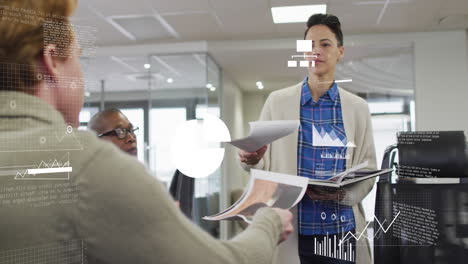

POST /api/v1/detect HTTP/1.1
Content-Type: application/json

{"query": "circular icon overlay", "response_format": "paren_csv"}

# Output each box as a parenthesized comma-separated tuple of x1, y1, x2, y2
(171, 113, 231, 178)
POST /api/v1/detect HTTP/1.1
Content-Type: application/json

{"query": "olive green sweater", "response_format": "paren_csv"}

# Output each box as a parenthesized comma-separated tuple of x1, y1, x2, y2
(0, 91, 282, 264)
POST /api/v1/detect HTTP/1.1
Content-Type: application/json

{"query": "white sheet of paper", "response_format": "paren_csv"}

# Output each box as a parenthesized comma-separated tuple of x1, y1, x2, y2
(228, 120, 300, 152)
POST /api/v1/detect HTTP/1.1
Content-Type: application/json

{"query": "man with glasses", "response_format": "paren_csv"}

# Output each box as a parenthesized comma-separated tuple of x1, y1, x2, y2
(88, 108, 139, 157)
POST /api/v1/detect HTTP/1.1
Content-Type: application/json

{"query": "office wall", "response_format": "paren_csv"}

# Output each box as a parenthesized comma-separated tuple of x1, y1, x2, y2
(346, 30, 468, 135)
(412, 31, 468, 134)
(242, 93, 268, 135)
(221, 75, 245, 190)
(220, 74, 246, 238)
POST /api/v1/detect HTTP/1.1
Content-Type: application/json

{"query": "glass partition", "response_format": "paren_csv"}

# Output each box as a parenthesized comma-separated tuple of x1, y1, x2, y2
(78, 52, 222, 237)
(148, 53, 222, 237)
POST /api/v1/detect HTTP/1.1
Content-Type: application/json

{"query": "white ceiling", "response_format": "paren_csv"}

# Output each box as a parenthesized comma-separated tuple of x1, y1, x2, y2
(73, 0, 468, 45)
(72, 0, 468, 95)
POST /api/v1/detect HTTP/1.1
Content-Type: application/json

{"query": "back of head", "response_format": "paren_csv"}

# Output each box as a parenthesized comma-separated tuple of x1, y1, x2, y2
(0, 0, 77, 93)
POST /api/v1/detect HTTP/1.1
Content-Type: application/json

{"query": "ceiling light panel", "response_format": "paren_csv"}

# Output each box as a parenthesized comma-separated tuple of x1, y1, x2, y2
(271, 4, 327, 24)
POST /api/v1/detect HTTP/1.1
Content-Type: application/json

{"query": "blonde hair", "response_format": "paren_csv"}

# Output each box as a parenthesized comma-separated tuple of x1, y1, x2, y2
(0, 0, 77, 92)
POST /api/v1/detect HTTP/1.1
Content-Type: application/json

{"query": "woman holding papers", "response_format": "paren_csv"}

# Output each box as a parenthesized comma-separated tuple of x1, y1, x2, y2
(240, 14, 377, 264)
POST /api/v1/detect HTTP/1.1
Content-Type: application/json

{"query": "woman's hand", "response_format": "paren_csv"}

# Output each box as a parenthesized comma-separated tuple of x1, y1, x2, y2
(238, 146, 267, 166)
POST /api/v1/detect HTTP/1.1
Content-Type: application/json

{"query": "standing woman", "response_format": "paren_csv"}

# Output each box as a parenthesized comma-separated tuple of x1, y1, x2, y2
(240, 14, 377, 264)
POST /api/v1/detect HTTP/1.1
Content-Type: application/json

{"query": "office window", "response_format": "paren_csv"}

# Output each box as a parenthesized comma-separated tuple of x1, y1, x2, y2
(196, 105, 220, 119)
(193, 105, 222, 197)
(368, 100, 404, 114)
(149, 108, 187, 186)
(192, 104, 222, 237)
(79, 107, 99, 131)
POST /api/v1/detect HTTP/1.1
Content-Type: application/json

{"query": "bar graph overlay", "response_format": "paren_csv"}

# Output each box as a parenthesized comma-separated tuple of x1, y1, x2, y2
(339, 211, 401, 245)
(314, 234, 354, 262)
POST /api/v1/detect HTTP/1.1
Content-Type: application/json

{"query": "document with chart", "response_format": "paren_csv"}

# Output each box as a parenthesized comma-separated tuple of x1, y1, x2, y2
(203, 169, 308, 223)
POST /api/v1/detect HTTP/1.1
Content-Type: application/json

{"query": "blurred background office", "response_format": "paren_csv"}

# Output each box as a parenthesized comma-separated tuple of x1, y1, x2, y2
(72, 0, 468, 246)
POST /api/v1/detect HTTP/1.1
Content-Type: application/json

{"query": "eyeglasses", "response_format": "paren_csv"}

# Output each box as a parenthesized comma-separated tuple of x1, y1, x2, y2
(98, 127, 139, 140)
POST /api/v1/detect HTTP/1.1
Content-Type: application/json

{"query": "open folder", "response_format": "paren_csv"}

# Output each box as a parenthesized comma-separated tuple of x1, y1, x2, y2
(306, 161, 392, 188)
(308, 168, 393, 188)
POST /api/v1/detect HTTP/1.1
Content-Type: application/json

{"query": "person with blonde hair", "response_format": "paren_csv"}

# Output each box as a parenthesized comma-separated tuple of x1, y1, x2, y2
(0, 1, 293, 263)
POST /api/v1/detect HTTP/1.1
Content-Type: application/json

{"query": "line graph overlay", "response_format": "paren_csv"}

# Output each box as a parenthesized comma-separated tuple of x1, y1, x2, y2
(0, 153, 72, 180)
(339, 211, 401, 246)
(15, 153, 72, 180)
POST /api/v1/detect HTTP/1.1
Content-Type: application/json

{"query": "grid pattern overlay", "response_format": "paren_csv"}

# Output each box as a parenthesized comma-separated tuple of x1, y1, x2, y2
(0, 240, 84, 264)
